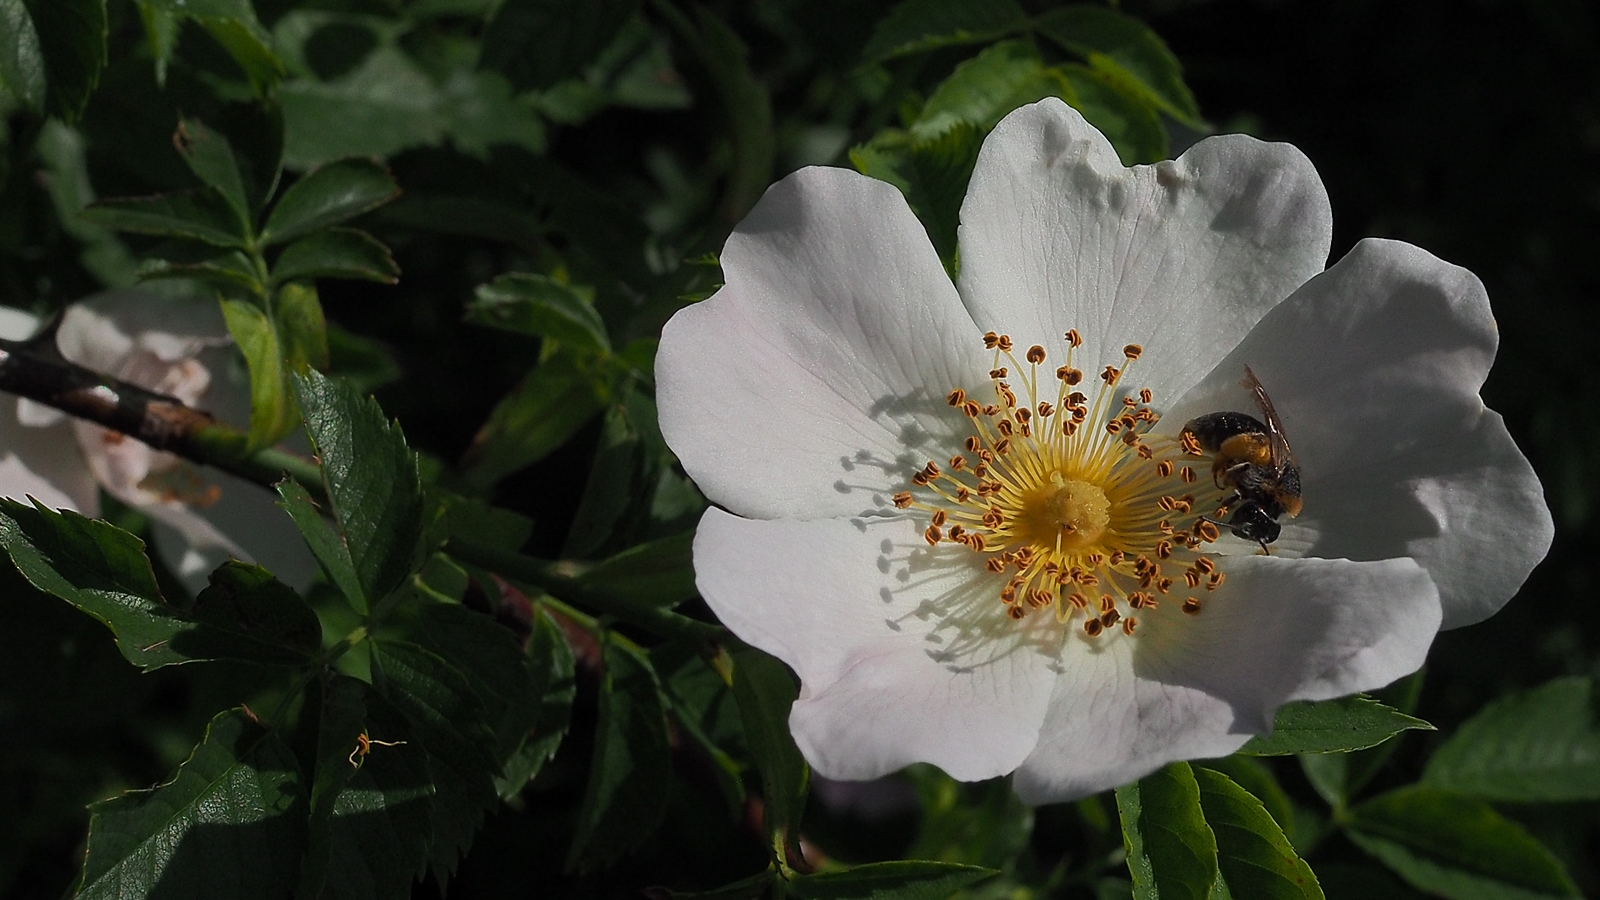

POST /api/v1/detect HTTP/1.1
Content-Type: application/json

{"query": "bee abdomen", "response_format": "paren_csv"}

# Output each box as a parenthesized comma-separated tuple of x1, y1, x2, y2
(1181, 411, 1268, 453)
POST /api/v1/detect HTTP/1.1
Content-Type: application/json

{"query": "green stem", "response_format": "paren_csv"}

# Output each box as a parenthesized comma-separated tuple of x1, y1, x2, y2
(446, 536, 724, 645)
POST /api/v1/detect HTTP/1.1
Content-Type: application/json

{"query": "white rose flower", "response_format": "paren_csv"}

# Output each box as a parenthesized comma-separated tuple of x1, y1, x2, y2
(655, 99, 1552, 802)
(0, 291, 317, 594)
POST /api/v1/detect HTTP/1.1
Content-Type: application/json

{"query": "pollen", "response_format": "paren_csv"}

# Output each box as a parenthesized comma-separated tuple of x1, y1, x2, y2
(893, 331, 1230, 640)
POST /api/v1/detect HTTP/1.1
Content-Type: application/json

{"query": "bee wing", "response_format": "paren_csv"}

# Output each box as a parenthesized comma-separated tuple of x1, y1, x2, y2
(1241, 366, 1296, 471)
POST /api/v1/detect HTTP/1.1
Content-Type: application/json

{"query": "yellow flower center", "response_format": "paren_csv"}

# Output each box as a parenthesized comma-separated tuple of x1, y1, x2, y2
(893, 329, 1227, 638)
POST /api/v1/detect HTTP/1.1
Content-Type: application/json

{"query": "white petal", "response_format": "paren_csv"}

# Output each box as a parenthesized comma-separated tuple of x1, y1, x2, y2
(695, 508, 1059, 781)
(0, 306, 41, 340)
(657, 167, 989, 520)
(956, 99, 1333, 403)
(0, 404, 99, 513)
(1013, 555, 1439, 803)
(1168, 239, 1551, 629)
(55, 291, 229, 372)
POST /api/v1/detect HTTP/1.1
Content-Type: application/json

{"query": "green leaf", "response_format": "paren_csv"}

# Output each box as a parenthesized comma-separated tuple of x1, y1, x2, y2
(567, 636, 670, 872)
(1116, 762, 1219, 900)
(188, 561, 321, 664)
(851, 122, 982, 272)
(433, 491, 534, 553)
(20, 0, 106, 121)
(295, 368, 425, 606)
(860, 0, 1026, 61)
(1345, 786, 1581, 900)
(136, 245, 262, 295)
(175, 117, 252, 231)
(911, 40, 1072, 141)
(139, 0, 282, 93)
(0, 0, 46, 111)
(370, 639, 500, 881)
(575, 531, 695, 609)
(220, 297, 298, 450)
(1060, 62, 1166, 165)
(1193, 768, 1322, 900)
(0, 500, 313, 670)
(83, 189, 247, 248)
(561, 393, 649, 558)
(1423, 676, 1600, 802)
(1197, 757, 1295, 842)
(75, 709, 304, 899)
(731, 647, 807, 858)
(261, 157, 400, 246)
(903, 767, 1032, 869)
(1238, 695, 1434, 756)
(274, 280, 330, 372)
(479, 0, 639, 92)
(461, 350, 609, 489)
(271, 227, 399, 286)
(788, 860, 997, 900)
(1035, 5, 1203, 127)
(497, 607, 577, 798)
(299, 677, 433, 900)
(276, 477, 364, 610)
(466, 272, 609, 353)
(1298, 753, 1348, 810)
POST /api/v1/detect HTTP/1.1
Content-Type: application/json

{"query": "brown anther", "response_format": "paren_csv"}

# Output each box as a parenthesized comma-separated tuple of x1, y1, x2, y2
(948, 524, 964, 539)
(1158, 520, 1174, 534)
(1101, 366, 1120, 385)
(983, 331, 1000, 349)
(987, 557, 1008, 574)
(983, 508, 1005, 528)
(911, 471, 929, 486)
(999, 385, 1017, 407)
(1129, 591, 1152, 609)
(1065, 329, 1083, 348)
(962, 438, 981, 454)
(1156, 460, 1175, 477)
(996, 419, 1014, 436)
(955, 486, 970, 502)
(968, 534, 987, 551)
(1155, 540, 1173, 559)
(1122, 431, 1139, 446)
(1133, 556, 1151, 573)
(1071, 407, 1088, 423)
(1079, 573, 1100, 587)
(963, 400, 982, 418)
(1019, 421, 1032, 438)
(1185, 570, 1201, 588)
(1106, 420, 1121, 435)
(1008, 605, 1027, 620)
(949, 455, 966, 471)
(1062, 421, 1078, 437)
(930, 510, 947, 527)
(1158, 496, 1176, 512)
(1137, 445, 1153, 459)
(994, 438, 1012, 455)
(1038, 401, 1054, 417)
(989, 367, 1008, 379)
(998, 335, 1013, 351)
(1194, 557, 1216, 574)
(1109, 550, 1125, 565)
(1122, 617, 1138, 635)
(1067, 391, 1088, 406)
(1123, 344, 1143, 360)
(1118, 414, 1137, 430)
(1068, 593, 1088, 610)
(1180, 431, 1204, 455)
(924, 525, 943, 545)
(1028, 589, 1051, 609)
(1057, 366, 1083, 385)
(1025, 345, 1046, 364)
(1015, 407, 1032, 423)
(1139, 388, 1153, 404)
(892, 491, 913, 508)
(1098, 594, 1115, 613)
(1157, 577, 1174, 593)
(1208, 572, 1225, 590)
(1180, 466, 1197, 483)
(946, 389, 966, 406)
(1087, 552, 1105, 566)
(1182, 597, 1202, 615)
(1123, 396, 1137, 408)
(1198, 521, 1222, 542)
(1084, 618, 1104, 636)
(983, 404, 1000, 416)
(974, 462, 991, 477)
(1101, 609, 1121, 627)
(1000, 582, 1018, 603)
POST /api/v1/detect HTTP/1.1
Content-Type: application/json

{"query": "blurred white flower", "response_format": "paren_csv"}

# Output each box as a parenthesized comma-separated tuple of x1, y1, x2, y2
(0, 291, 316, 593)
(655, 99, 1552, 802)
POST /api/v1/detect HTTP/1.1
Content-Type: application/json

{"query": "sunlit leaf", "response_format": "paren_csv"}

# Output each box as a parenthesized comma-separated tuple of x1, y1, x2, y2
(295, 369, 425, 606)
(1059, 62, 1165, 165)
(220, 297, 298, 449)
(1035, 4, 1203, 127)
(75, 709, 304, 899)
(83, 189, 246, 248)
(1238, 695, 1433, 756)
(135, 245, 262, 295)
(276, 477, 364, 611)
(1116, 762, 1218, 900)
(1194, 768, 1322, 900)
(911, 40, 1072, 141)
(852, 123, 982, 272)
(0, 0, 47, 111)
(274, 280, 330, 373)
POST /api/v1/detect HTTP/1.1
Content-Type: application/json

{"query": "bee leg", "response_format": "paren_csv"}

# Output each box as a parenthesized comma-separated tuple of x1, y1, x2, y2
(1256, 538, 1272, 556)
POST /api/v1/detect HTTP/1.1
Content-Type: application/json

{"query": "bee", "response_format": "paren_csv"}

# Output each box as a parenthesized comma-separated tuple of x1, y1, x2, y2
(1180, 366, 1302, 551)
